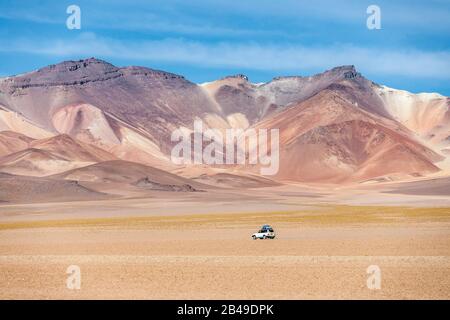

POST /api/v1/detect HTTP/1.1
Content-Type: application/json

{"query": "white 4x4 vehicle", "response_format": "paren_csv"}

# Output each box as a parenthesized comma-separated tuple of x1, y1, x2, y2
(252, 225, 275, 240)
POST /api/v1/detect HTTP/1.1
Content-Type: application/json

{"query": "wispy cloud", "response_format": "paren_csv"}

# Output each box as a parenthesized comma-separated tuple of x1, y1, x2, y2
(0, 1, 288, 38)
(2, 33, 449, 79)
(87, 0, 450, 35)
(0, 7, 63, 24)
(90, 12, 282, 38)
(3, 0, 449, 37)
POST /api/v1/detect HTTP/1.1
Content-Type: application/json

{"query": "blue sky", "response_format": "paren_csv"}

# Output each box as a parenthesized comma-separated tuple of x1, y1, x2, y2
(0, 0, 449, 95)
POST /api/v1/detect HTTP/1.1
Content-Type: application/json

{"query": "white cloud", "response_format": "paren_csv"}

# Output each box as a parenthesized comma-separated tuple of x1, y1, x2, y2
(2, 33, 450, 79)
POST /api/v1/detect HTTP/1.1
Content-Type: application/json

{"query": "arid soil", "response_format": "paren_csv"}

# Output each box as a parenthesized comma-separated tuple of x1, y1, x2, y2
(1, 189, 449, 299)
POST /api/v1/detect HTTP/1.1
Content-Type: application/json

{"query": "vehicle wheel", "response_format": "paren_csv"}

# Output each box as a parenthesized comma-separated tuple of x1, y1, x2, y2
(252, 235, 257, 240)
(262, 235, 266, 239)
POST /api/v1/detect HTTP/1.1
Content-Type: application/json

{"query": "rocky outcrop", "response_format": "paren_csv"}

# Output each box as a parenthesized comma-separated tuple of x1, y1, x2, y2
(134, 177, 198, 192)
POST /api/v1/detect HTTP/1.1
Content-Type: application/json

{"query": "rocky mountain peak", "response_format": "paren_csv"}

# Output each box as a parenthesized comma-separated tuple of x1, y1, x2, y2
(37, 57, 118, 75)
(322, 65, 361, 80)
(221, 74, 249, 81)
(0, 57, 121, 90)
(0, 58, 192, 91)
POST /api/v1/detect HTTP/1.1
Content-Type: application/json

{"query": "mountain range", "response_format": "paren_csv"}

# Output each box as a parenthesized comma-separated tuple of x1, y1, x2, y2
(0, 57, 448, 201)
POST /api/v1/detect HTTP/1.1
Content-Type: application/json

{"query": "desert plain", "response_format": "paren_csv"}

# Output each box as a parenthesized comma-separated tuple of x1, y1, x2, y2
(1, 181, 449, 300)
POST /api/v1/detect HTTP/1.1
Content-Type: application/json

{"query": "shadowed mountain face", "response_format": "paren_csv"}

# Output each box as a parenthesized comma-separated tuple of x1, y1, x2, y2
(0, 58, 220, 154)
(0, 58, 448, 189)
(252, 88, 443, 183)
(200, 65, 391, 126)
(0, 131, 34, 157)
(0, 59, 383, 137)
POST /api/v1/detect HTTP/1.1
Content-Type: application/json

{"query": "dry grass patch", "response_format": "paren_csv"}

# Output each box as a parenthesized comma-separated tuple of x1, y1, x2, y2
(0, 205, 448, 230)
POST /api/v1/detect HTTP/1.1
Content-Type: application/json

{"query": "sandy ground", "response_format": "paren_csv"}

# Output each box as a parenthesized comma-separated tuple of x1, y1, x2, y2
(0, 191, 449, 299)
